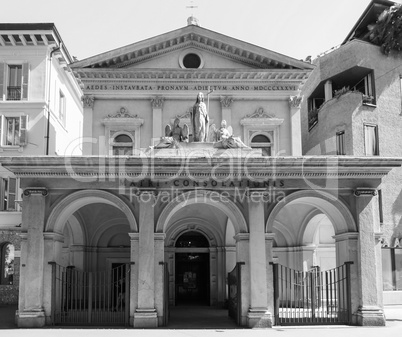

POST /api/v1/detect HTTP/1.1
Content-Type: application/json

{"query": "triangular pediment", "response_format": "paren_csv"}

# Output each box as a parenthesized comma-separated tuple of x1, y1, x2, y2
(71, 24, 313, 71)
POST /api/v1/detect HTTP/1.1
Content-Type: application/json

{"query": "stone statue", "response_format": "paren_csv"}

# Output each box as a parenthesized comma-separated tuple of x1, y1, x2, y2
(209, 120, 249, 149)
(154, 118, 188, 148)
(191, 92, 209, 142)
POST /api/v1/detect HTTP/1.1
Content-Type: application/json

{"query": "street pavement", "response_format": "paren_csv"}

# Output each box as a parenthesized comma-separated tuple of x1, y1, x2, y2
(0, 305, 400, 337)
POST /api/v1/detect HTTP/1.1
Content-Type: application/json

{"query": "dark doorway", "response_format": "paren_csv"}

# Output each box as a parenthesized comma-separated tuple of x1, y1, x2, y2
(174, 231, 210, 305)
(175, 252, 209, 305)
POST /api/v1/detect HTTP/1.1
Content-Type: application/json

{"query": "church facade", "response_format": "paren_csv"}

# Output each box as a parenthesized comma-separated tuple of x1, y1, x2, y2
(0, 13, 401, 329)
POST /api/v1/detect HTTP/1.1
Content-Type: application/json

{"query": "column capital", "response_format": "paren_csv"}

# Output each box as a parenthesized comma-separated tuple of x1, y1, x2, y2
(289, 95, 303, 109)
(234, 233, 249, 242)
(354, 188, 377, 197)
(23, 187, 48, 197)
(220, 95, 234, 108)
(82, 95, 95, 108)
(150, 95, 164, 109)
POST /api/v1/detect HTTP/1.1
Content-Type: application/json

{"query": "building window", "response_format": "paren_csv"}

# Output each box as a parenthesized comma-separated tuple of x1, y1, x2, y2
(0, 242, 14, 285)
(354, 72, 375, 104)
(0, 62, 29, 101)
(250, 134, 271, 156)
(364, 124, 379, 155)
(382, 248, 402, 291)
(0, 177, 18, 211)
(336, 131, 345, 155)
(59, 91, 66, 126)
(0, 115, 28, 147)
(112, 133, 134, 155)
(7, 65, 22, 101)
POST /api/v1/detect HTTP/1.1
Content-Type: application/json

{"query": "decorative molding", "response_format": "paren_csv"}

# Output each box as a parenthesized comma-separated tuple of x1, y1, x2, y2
(74, 68, 310, 81)
(106, 107, 138, 119)
(243, 107, 276, 119)
(354, 188, 378, 197)
(23, 187, 48, 197)
(150, 96, 164, 109)
(220, 96, 234, 108)
(289, 95, 303, 109)
(82, 95, 95, 108)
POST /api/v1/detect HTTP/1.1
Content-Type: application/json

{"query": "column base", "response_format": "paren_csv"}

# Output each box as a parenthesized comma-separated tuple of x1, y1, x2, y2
(16, 309, 46, 328)
(134, 308, 158, 328)
(356, 306, 385, 326)
(247, 307, 272, 328)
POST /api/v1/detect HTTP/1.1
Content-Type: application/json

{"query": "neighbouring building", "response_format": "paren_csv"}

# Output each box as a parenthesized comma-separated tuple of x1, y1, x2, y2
(0, 23, 83, 304)
(301, 0, 402, 305)
(0, 9, 402, 330)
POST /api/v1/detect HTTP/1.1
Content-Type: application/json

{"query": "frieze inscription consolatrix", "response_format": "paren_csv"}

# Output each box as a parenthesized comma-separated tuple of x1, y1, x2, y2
(85, 84, 297, 91)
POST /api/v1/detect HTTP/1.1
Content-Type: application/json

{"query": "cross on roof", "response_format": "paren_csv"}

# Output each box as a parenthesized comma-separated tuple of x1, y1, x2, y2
(186, 0, 198, 15)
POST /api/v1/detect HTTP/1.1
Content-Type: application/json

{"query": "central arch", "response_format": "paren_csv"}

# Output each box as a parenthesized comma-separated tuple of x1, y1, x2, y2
(156, 189, 247, 234)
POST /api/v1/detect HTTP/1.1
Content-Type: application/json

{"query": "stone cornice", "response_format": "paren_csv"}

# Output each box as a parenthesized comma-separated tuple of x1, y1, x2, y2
(1, 156, 401, 180)
(73, 68, 310, 82)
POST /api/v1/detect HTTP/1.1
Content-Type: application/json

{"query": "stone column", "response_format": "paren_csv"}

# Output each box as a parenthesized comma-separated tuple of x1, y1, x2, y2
(17, 188, 48, 328)
(151, 96, 164, 146)
(288, 96, 303, 156)
(129, 233, 139, 326)
(220, 96, 233, 126)
(265, 233, 276, 323)
(43, 232, 64, 325)
(334, 232, 359, 323)
(234, 233, 249, 327)
(154, 233, 165, 326)
(354, 188, 385, 326)
(134, 191, 158, 328)
(82, 95, 95, 155)
(247, 191, 271, 328)
(324, 80, 333, 101)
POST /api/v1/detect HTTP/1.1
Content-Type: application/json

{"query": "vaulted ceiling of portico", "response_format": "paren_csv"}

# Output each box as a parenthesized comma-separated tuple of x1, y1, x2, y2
(71, 25, 314, 71)
(168, 203, 228, 234)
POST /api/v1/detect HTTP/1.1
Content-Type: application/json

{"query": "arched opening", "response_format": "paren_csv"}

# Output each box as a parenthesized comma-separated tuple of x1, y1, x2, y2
(175, 231, 210, 305)
(44, 190, 136, 325)
(250, 133, 271, 156)
(112, 132, 134, 155)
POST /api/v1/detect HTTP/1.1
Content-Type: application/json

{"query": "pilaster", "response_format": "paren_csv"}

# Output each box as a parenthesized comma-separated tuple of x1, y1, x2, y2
(288, 96, 303, 156)
(151, 96, 164, 146)
(82, 95, 95, 155)
(220, 96, 233, 126)
(17, 187, 48, 328)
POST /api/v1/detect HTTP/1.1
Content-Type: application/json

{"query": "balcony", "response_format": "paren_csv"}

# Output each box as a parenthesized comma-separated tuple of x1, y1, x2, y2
(7, 86, 21, 101)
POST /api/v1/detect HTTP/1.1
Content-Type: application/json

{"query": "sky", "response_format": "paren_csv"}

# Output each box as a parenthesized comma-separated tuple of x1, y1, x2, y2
(0, 0, 397, 62)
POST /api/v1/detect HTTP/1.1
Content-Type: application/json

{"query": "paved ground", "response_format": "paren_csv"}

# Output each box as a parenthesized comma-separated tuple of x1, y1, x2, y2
(1, 304, 401, 337)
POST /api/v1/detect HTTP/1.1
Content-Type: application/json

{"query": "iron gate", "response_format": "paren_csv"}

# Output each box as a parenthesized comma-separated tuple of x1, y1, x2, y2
(50, 262, 130, 326)
(273, 262, 352, 325)
(228, 262, 244, 325)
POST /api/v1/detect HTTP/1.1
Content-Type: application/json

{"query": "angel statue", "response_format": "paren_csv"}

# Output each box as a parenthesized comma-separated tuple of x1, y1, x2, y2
(154, 118, 189, 148)
(209, 120, 249, 149)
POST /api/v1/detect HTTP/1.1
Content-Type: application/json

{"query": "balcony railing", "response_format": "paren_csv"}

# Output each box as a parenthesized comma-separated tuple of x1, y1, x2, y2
(308, 108, 319, 130)
(7, 86, 22, 101)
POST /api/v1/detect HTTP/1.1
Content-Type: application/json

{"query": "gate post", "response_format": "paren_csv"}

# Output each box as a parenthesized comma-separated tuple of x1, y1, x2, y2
(17, 188, 48, 328)
(354, 189, 385, 326)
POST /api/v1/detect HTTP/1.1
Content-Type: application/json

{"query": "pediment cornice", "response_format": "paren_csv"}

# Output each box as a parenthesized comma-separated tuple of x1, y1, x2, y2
(73, 68, 310, 82)
(71, 26, 314, 71)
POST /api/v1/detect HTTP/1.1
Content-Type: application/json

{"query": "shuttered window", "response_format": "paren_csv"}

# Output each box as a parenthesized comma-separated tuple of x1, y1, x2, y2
(0, 177, 18, 211)
(0, 115, 28, 146)
(0, 62, 29, 101)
